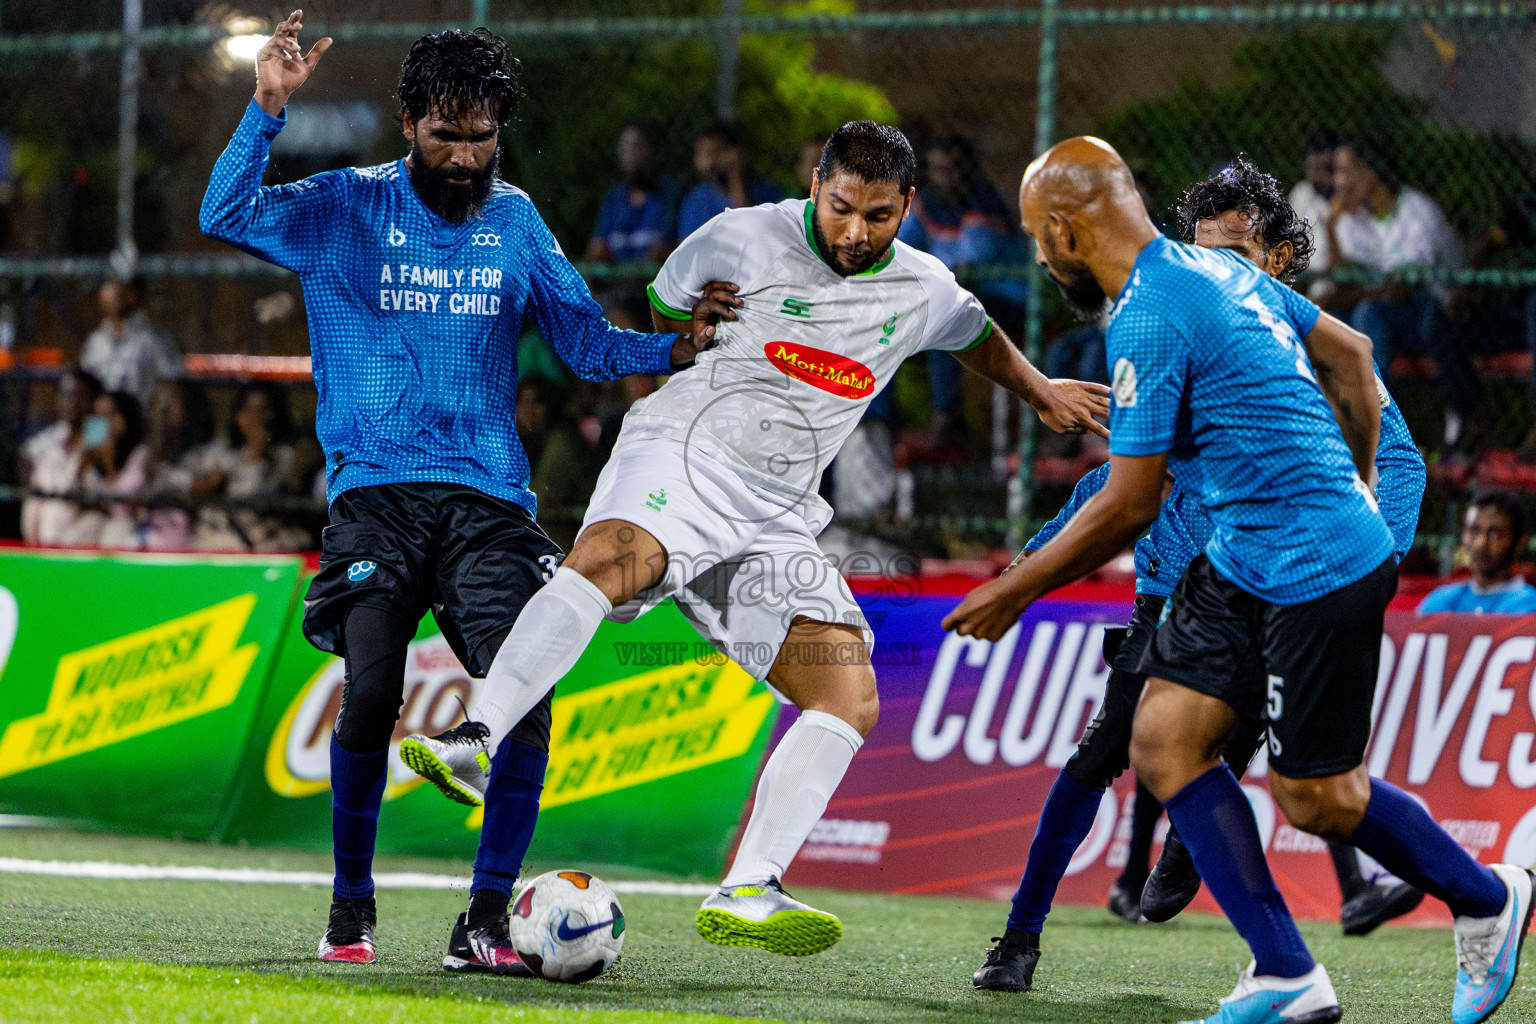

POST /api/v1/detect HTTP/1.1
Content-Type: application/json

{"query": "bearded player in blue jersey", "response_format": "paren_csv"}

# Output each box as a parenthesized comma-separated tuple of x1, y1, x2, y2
(969, 159, 1428, 995)
(201, 12, 714, 971)
(948, 138, 1531, 1024)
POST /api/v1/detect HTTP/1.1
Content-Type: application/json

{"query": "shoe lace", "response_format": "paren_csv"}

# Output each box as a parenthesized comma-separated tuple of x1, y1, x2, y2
(445, 696, 491, 749)
(327, 898, 373, 945)
(981, 938, 1009, 965)
(473, 914, 512, 947)
(1456, 916, 1501, 982)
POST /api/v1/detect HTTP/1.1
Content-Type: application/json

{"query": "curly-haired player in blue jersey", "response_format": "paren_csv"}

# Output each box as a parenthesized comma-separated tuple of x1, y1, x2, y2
(947, 138, 1531, 1024)
(968, 157, 1427, 996)
(200, 12, 716, 971)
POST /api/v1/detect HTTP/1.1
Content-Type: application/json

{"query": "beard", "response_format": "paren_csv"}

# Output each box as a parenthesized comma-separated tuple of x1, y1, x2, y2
(407, 143, 500, 224)
(1047, 262, 1108, 321)
(811, 204, 885, 278)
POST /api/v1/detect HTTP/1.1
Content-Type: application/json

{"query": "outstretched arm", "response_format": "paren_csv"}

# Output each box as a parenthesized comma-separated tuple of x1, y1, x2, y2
(955, 324, 1111, 438)
(942, 452, 1165, 641)
(199, 10, 339, 272)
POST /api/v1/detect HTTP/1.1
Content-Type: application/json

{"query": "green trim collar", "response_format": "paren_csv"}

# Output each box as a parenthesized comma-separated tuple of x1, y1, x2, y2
(802, 200, 895, 277)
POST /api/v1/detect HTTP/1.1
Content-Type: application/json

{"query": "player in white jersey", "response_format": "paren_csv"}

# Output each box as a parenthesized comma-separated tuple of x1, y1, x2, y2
(402, 121, 1109, 956)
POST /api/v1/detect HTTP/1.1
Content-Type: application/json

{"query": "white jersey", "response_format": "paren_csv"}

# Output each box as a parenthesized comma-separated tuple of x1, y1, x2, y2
(630, 198, 992, 530)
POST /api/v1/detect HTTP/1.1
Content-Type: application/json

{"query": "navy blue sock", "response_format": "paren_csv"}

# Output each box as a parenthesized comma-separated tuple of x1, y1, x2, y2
(1006, 772, 1104, 934)
(330, 734, 388, 900)
(1165, 765, 1314, 979)
(471, 738, 548, 899)
(1348, 777, 1505, 918)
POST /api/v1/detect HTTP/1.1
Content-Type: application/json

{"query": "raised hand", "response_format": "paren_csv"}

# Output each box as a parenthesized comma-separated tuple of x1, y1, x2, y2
(254, 10, 333, 117)
(1034, 379, 1111, 438)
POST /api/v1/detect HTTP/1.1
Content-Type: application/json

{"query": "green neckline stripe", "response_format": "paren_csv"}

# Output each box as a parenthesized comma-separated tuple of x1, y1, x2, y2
(647, 282, 692, 322)
(802, 200, 895, 276)
(959, 317, 994, 352)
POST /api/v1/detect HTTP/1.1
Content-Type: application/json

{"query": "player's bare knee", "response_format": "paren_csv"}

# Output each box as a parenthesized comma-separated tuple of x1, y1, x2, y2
(564, 519, 668, 605)
(1270, 769, 1369, 840)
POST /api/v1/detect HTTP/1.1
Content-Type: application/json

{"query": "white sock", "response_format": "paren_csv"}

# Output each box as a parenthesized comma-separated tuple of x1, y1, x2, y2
(721, 709, 863, 888)
(472, 566, 612, 747)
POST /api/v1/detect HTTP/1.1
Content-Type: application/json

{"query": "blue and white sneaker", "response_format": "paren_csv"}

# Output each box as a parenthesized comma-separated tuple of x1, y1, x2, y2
(1452, 864, 1535, 1024)
(1178, 961, 1341, 1024)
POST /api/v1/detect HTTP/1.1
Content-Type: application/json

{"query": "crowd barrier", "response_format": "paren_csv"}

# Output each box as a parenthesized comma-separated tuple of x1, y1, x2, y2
(775, 578, 1536, 925)
(3, 549, 1533, 924)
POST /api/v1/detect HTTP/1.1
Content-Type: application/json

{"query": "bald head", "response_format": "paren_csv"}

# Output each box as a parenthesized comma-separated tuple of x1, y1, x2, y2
(1017, 136, 1160, 317)
(1020, 137, 1140, 221)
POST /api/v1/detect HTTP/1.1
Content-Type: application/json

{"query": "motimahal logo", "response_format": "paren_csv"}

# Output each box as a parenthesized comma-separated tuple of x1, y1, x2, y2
(0, 594, 259, 777)
(764, 341, 875, 400)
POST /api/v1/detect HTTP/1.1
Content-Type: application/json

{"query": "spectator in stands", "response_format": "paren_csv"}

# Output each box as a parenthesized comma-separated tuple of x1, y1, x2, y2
(192, 383, 304, 551)
(1457, 187, 1536, 458)
(898, 135, 1029, 444)
(585, 124, 677, 267)
(79, 275, 183, 412)
(142, 380, 217, 549)
(1419, 491, 1536, 615)
(1322, 140, 1477, 446)
(19, 367, 101, 545)
(79, 390, 150, 548)
(676, 123, 782, 240)
(1288, 127, 1340, 278)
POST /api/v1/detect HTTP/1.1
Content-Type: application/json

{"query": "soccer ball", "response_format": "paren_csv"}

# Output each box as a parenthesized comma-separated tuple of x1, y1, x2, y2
(508, 869, 626, 983)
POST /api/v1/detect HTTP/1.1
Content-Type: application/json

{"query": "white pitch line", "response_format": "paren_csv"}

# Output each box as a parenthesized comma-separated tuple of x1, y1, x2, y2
(0, 858, 715, 896)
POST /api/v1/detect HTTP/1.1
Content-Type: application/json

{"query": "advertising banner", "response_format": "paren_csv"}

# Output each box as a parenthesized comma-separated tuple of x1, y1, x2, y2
(226, 597, 779, 876)
(777, 581, 1536, 925)
(0, 549, 301, 839)
(0, 548, 780, 878)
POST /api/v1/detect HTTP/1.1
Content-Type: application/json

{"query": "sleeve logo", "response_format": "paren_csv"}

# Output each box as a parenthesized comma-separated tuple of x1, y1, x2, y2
(1112, 358, 1138, 408)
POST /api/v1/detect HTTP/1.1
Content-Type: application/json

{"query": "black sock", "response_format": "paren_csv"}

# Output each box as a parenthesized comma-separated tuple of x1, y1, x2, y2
(1002, 926, 1040, 950)
(1329, 842, 1368, 902)
(1116, 781, 1162, 895)
(467, 888, 511, 929)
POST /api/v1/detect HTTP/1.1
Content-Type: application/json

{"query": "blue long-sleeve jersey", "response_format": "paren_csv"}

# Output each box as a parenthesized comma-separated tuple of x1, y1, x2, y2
(201, 100, 677, 515)
(1026, 370, 1425, 597)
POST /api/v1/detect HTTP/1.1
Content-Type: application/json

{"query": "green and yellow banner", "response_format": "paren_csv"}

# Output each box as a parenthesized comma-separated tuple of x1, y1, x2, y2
(0, 549, 778, 877)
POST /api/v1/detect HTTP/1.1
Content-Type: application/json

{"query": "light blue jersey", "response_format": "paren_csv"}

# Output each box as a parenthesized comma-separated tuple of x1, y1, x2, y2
(201, 100, 676, 514)
(1418, 578, 1536, 616)
(1025, 387, 1421, 597)
(1105, 237, 1394, 604)
(1024, 462, 1209, 598)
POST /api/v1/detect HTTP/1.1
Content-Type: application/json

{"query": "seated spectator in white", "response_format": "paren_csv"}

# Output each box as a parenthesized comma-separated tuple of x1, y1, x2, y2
(1419, 491, 1536, 615)
(676, 123, 782, 241)
(79, 275, 183, 413)
(1323, 140, 1477, 444)
(77, 390, 151, 549)
(142, 380, 217, 550)
(585, 125, 678, 267)
(191, 383, 303, 551)
(20, 367, 101, 545)
(1288, 127, 1340, 280)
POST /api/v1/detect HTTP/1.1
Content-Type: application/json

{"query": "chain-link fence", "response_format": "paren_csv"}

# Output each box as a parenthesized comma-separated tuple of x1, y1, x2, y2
(2, 1, 1533, 562)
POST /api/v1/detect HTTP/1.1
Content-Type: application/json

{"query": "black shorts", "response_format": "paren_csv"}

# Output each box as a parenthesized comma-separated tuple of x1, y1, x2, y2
(1139, 553, 1397, 780)
(304, 483, 562, 677)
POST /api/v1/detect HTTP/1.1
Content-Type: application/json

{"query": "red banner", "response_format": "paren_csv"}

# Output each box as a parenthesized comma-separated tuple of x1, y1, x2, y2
(769, 583, 1536, 926)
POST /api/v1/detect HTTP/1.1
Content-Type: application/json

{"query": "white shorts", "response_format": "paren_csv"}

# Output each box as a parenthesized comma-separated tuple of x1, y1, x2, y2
(580, 438, 872, 687)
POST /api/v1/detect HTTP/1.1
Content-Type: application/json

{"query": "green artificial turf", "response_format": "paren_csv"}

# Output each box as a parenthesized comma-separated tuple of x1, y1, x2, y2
(0, 828, 1531, 1024)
